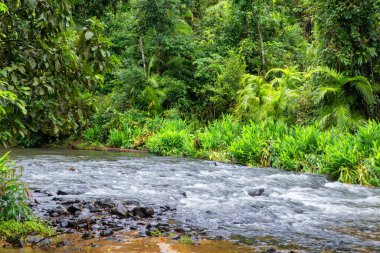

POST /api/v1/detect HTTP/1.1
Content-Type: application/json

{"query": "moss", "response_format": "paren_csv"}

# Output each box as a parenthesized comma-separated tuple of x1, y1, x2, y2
(179, 235, 193, 245)
(0, 220, 53, 243)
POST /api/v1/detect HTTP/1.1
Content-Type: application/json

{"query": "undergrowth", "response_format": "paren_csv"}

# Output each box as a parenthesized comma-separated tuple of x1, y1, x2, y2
(81, 113, 380, 187)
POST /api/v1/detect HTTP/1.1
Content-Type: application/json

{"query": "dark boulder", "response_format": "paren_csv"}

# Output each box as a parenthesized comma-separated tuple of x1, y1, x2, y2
(100, 229, 114, 237)
(67, 203, 83, 214)
(132, 207, 154, 218)
(57, 188, 84, 196)
(266, 247, 277, 253)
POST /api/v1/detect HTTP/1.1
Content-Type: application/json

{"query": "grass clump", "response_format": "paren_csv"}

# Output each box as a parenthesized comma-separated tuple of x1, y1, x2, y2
(147, 119, 195, 156)
(179, 235, 193, 245)
(0, 220, 53, 244)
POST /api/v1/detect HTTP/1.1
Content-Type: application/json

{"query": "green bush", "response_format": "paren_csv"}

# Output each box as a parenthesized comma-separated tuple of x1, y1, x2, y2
(83, 125, 103, 144)
(146, 119, 195, 156)
(147, 130, 194, 156)
(272, 125, 322, 172)
(0, 153, 32, 221)
(198, 115, 241, 150)
(230, 121, 286, 166)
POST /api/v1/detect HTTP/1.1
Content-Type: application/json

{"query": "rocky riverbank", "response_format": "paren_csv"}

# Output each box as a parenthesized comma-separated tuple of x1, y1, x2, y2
(24, 188, 205, 247)
(9, 187, 293, 253)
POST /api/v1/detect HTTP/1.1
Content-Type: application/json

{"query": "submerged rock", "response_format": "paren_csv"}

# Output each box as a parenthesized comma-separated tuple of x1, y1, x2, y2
(248, 188, 265, 197)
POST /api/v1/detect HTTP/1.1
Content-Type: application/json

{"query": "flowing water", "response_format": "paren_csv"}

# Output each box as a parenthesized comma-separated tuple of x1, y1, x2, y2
(6, 149, 380, 252)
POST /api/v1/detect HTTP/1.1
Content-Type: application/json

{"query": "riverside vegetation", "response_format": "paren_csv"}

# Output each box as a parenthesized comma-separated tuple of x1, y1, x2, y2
(0, 0, 380, 248)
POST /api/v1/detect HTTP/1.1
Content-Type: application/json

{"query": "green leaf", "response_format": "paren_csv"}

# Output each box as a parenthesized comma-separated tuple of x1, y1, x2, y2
(85, 31, 94, 40)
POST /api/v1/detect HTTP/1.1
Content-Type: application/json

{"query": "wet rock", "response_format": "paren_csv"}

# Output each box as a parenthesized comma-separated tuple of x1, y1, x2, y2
(123, 200, 140, 206)
(89, 204, 100, 213)
(146, 221, 157, 229)
(60, 220, 69, 228)
(82, 231, 91, 239)
(266, 248, 277, 253)
(67, 220, 77, 228)
(138, 231, 147, 237)
(133, 207, 145, 218)
(248, 188, 265, 197)
(57, 188, 84, 196)
(9, 238, 25, 248)
(48, 206, 67, 216)
(133, 207, 154, 218)
(172, 235, 180, 240)
(56, 241, 71, 247)
(95, 198, 115, 208)
(67, 203, 83, 214)
(50, 212, 60, 217)
(88, 243, 101, 248)
(157, 224, 171, 232)
(173, 226, 185, 233)
(146, 207, 155, 217)
(214, 235, 224, 241)
(26, 236, 40, 245)
(91, 224, 101, 230)
(100, 229, 114, 237)
(111, 202, 128, 217)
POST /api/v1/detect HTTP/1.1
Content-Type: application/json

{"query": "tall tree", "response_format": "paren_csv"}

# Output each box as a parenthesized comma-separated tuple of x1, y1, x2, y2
(0, 0, 114, 144)
(310, 0, 380, 80)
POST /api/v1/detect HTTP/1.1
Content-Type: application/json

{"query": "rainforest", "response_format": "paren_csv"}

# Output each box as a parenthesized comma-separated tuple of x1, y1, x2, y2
(0, 0, 379, 252)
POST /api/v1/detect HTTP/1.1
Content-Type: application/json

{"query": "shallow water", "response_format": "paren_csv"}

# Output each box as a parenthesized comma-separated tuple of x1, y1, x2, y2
(6, 149, 380, 252)
(1, 233, 258, 253)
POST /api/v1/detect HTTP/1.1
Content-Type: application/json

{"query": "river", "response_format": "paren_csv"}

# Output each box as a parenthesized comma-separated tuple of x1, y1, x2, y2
(5, 149, 380, 252)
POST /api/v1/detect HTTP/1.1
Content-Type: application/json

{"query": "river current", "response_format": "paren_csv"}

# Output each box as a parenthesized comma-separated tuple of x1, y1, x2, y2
(8, 149, 380, 252)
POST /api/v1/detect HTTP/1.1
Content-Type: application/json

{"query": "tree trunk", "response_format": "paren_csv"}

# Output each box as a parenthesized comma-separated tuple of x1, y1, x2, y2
(257, 23, 265, 66)
(138, 36, 147, 78)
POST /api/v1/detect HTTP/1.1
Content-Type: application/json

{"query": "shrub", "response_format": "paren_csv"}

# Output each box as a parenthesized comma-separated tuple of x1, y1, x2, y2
(146, 119, 195, 156)
(320, 134, 370, 185)
(82, 125, 103, 144)
(0, 153, 32, 221)
(108, 129, 125, 148)
(230, 121, 286, 166)
(147, 130, 194, 156)
(272, 125, 322, 172)
(198, 115, 241, 150)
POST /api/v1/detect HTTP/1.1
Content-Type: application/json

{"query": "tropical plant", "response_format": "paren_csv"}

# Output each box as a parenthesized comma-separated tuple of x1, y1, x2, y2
(235, 74, 276, 122)
(0, 153, 32, 221)
(198, 115, 241, 150)
(311, 67, 375, 130)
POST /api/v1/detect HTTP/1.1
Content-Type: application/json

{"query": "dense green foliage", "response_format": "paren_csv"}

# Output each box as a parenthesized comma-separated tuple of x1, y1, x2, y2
(0, 152, 52, 245)
(0, 0, 115, 146)
(79, 111, 380, 186)
(1, 1, 380, 186)
(0, 153, 31, 221)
